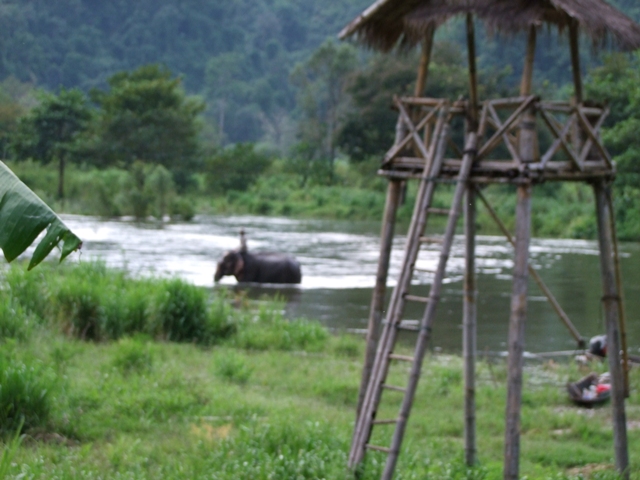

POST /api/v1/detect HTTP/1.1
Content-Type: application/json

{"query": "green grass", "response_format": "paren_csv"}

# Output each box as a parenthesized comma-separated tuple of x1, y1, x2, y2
(0, 262, 638, 479)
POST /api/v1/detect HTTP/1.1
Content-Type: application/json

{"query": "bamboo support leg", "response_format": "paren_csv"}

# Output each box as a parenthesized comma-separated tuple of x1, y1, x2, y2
(463, 185, 477, 466)
(503, 183, 531, 480)
(594, 182, 629, 479)
(356, 179, 402, 416)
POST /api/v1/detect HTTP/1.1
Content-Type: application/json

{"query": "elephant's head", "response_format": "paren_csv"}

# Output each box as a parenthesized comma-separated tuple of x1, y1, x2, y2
(214, 250, 244, 282)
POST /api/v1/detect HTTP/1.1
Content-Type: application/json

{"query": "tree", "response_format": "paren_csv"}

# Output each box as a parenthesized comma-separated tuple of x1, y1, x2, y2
(0, 161, 81, 270)
(585, 52, 640, 240)
(204, 143, 272, 194)
(89, 64, 204, 187)
(12, 88, 92, 199)
(291, 40, 358, 182)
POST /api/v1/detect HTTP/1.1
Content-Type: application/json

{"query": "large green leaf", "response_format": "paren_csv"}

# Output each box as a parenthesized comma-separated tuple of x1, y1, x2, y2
(0, 161, 81, 270)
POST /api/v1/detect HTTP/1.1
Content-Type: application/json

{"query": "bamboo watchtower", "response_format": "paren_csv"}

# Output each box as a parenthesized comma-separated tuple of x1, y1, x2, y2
(339, 1, 640, 479)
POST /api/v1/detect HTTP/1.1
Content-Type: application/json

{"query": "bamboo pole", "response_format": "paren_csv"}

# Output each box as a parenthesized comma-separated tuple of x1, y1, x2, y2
(415, 27, 435, 98)
(466, 13, 479, 131)
(594, 181, 629, 479)
(519, 26, 538, 164)
(606, 192, 630, 398)
(504, 52, 537, 476)
(503, 182, 531, 480)
(520, 26, 536, 97)
(569, 20, 583, 104)
(411, 27, 436, 161)
(356, 179, 402, 416)
(463, 184, 477, 466)
(476, 191, 585, 347)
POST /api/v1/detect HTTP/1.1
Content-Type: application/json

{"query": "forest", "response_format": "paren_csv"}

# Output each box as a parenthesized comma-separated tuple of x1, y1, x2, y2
(1, 0, 640, 238)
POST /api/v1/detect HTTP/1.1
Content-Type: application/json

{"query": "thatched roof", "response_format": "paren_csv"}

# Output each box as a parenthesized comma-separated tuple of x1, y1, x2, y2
(339, 0, 640, 52)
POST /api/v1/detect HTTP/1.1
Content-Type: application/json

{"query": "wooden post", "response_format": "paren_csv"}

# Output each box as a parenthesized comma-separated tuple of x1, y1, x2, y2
(411, 26, 436, 161)
(569, 20, 583, 154)
(414, 26, 435, 98)
(463, 184, 477, 466)
(505, 62, 536, 476)
(607, 193, 631, 397)
(503, 182, 531, 480)
(569, 20, 583, 104)
(356, 179, 402, 416)
(466, 13, 479, 131)
(519, 26, 538, 164)
(594, 181, 629, 479)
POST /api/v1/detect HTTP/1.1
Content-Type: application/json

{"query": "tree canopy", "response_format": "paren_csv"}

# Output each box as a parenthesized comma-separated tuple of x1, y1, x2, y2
(88, 65, 204, 176)
(12, 88, 92, 198)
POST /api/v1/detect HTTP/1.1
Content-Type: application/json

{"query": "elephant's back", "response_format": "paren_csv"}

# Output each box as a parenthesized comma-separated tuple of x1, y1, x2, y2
(251, 252, 301, 284)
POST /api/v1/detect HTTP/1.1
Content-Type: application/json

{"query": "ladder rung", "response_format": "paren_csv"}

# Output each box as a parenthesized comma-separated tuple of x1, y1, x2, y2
(389, 354, 415, 362)
(382, 384, 407, 393)
(404, 294, 430, 303)
(419, 236, 444, 244)
(414, 267, 437, 274)
(365, 444, 392, 453)
(397, 322, 420, 332)
(372, 418, 399, 425)
(427, 207, 450, 215)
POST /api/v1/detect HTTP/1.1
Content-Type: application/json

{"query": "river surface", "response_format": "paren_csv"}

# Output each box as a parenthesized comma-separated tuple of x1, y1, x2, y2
(54, 214, 640, 354)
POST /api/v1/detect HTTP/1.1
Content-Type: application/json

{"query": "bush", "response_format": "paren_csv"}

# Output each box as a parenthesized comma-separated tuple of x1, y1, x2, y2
(0, 295, 33, 341)
(215, 351, 252, 384)
(234, 301, 328, 352)
(3, 266, 48, 320)
(49, 262, 143, 341)
(145, 164, 176, 219)
(52, 280, 104, 340)
(203, 294, 238, 345)
(0, 356, 54, 434)
(170, 196, 196, 221)
(205, 143, 272, 194)
(112, 337, 155, 375)
(152, 278, 208, 342)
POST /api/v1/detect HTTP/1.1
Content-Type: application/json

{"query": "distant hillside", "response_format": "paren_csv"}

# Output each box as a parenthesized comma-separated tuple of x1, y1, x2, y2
(0, 0, 369, 92)
(1, 0, 637, 146)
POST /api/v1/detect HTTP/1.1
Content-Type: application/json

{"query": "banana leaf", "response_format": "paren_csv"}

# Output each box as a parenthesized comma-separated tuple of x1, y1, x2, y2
(0, 161, 81, 270)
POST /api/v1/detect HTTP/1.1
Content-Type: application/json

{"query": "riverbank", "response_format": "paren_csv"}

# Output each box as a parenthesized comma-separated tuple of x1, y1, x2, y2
(1, 262, 638, 479)
(6, 160, 609, 241)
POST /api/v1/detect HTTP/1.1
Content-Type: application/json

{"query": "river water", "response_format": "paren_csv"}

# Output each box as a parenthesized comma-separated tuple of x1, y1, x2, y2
(57, 214, 640, 354)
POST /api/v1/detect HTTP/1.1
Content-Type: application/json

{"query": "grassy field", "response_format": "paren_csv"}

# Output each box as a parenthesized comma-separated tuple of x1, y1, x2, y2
(0, 262, 639, 479)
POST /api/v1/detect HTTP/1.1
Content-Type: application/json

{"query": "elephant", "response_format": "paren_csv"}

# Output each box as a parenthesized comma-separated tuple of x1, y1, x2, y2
(214, 231, 302, 284)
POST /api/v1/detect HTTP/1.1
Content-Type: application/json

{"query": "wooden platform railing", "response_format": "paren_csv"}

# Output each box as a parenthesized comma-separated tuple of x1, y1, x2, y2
(383, 96, 612, 180)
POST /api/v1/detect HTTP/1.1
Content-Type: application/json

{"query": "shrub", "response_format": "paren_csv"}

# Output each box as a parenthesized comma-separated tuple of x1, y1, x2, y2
(152, 278, 208, 342)
(112, 337, 154, 375)
(203, 294, 238, 345)
(0, 356, 54, 434)
(145, 165, 176, 219)
(170, 196, 196, 221)
(215, 351, 252, 385)
(0, 295, 33, 341)
(52, 281, 104, 340)
(3, 266, 48, 320)
(205, 143, 272, 194)
(234, 301, 328, 352)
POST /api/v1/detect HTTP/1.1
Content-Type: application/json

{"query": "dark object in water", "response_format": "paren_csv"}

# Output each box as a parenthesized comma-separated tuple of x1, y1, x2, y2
(567, 372, 611, 407)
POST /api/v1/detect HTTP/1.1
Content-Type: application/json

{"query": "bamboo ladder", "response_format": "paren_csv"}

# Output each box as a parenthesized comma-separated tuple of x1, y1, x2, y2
(348, 101, 478, 479)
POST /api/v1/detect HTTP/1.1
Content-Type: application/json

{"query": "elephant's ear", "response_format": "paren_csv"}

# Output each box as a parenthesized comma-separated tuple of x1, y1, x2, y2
(234, 255, 244, 277)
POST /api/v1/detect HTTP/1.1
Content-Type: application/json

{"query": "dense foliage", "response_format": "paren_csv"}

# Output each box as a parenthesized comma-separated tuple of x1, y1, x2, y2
(87, 65, 204, 175)
(1, 0, 637, 147)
